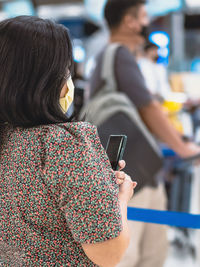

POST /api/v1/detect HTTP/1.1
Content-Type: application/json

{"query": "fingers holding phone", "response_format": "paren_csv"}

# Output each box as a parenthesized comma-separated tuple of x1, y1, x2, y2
(118, 160, 126, 170)
(106, 135, 137, 202)
(115, 160, 126, 184)
(115, 164, 137, 201)
(119, 174, 137, 203)
(115, 171, 126, 185)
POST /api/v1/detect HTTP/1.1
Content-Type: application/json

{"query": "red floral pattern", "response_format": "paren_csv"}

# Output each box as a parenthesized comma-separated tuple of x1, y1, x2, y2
(0, 122, 122, 266)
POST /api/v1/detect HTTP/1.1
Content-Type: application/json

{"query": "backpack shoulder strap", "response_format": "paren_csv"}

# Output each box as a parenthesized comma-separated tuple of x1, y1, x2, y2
(101, 43, 121, 93)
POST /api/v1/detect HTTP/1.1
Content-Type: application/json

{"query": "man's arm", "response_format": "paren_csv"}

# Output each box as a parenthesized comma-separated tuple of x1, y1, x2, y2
(139, 100, 200, 158)
(114, 47, 200, 158)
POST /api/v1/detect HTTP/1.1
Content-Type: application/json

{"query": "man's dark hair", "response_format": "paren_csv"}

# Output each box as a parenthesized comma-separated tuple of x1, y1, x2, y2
(0, 16, 73, 127)
(104, 0, 146, 29)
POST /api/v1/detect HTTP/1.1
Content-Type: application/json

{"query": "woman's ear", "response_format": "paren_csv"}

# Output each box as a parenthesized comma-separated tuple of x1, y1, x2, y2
(60, 82, 68, 98)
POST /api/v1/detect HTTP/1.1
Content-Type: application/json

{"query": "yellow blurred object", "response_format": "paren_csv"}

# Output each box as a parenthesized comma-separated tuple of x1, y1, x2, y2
(162, 100, 183, 134)
(162, 100, 183, 114)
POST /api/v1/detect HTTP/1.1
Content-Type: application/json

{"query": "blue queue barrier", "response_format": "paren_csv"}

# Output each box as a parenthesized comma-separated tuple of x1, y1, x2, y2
(126, 145, 200, 229)
(127, 208, 200, 229)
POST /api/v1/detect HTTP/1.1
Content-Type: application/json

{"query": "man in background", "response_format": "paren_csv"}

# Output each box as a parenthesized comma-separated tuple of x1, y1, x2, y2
(88, 0, 200, 266)
(137, 41, 171, 100)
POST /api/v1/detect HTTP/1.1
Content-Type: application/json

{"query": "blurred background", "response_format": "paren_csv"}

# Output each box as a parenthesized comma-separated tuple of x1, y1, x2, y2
(1, 0, 199, 118)
(0, 1, 199, 100)
(0, 1, 199, 266)
(0, 0, 199, 73)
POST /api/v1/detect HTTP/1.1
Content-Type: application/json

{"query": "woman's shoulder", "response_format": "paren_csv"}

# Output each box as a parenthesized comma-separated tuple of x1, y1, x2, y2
(9, 121, 99, 154)
(40, 121, 98, 146)
(46, 121, 97, 135)
(39, 121, 102, 167)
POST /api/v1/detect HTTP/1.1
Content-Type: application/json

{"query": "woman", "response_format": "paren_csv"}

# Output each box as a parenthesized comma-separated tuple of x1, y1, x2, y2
(0, 16, 136, 266)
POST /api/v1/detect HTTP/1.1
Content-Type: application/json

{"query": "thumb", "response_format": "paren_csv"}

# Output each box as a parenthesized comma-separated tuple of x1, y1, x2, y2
(132, 182, 137, 189)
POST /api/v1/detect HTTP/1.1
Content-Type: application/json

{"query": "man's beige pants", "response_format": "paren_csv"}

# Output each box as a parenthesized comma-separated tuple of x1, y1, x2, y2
(117, 184, 169, 267)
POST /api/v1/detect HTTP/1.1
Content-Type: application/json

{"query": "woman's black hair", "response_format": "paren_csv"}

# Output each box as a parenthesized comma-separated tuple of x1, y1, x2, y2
(0, 16, 74, 127)
(104, 0, 146, 29)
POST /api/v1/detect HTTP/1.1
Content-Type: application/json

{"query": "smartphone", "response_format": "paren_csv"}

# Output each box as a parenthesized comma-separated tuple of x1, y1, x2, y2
(106, 135, 127, 171)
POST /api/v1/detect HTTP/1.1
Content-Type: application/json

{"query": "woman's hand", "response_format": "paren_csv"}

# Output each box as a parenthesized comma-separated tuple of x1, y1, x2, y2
(118, 174, 137, 203)
(115, 160, 126, 185)
(115, 160, 137, 203)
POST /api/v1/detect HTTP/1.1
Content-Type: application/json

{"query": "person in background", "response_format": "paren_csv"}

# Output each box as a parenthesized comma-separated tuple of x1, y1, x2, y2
(137, 41, 171, 100)
(89, 0, 200, 266)
(0, 16, 137, 267)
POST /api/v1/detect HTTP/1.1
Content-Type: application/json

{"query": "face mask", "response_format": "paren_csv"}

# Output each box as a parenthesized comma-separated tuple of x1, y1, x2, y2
(60, 76, 74, 113)
(140, 26, 149, 39)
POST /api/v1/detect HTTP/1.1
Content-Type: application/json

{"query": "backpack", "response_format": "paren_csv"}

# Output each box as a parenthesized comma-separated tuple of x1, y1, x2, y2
(80, 44, 163, 192)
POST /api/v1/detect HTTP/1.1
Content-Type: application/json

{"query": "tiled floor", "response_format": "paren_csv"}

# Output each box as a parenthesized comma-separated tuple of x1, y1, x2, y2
(165, 254, 199, 267)
(164, 228, 200, 267)
(164, 164, 200, 267)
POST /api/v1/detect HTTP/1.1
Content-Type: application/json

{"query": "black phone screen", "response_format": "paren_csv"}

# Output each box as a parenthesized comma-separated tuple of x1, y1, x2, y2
(106, 135, 127, 170)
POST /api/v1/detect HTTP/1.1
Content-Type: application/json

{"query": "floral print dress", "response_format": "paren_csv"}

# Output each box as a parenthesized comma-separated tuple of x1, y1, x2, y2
(0, 122, 122, 266)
